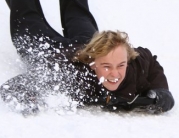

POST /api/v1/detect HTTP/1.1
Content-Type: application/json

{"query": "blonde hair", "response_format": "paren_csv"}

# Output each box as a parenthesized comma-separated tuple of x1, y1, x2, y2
(73, 30, 139, 64)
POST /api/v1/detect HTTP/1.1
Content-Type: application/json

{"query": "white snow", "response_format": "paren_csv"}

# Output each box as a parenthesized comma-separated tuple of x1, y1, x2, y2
(89, 61, 95, 66)
(54, 63, 60, 71)
(0, 0, 179, 138)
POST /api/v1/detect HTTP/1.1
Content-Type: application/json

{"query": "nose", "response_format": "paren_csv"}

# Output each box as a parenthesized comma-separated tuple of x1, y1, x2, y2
(110, 69, 120, 78)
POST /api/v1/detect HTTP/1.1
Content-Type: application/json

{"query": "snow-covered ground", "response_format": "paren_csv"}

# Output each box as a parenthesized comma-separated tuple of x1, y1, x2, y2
(0, 0, 179, 138)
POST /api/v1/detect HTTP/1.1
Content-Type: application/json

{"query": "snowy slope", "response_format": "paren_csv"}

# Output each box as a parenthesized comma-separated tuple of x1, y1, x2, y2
(0, 0, 179, 138)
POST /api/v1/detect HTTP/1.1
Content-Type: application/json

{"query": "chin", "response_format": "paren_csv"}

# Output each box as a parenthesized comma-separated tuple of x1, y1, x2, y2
(104, 86, 118, 91)
(104, 83, 121, 91)
(108, 88, 118, 91)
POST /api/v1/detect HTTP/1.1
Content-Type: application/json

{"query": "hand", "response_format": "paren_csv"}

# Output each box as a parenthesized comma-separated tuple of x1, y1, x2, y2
(147, 89, 175, 113)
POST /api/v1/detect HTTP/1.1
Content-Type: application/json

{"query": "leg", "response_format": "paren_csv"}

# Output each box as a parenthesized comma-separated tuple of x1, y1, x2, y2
(8, 0, 63, 40)
(60, 0, 98, 44)
(6, 0, 75, 64)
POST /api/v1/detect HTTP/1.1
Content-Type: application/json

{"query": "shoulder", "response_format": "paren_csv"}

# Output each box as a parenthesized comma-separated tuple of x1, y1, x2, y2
(133, 46, 157, 65)
(135, 46, 153, 58)
(130, 47, 154, 78)
(71, 61, 96, 81)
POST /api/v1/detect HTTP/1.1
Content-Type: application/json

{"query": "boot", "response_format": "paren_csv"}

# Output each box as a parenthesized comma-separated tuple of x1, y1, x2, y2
(60, 0, 98, 38)
(5, 0, 11, 9)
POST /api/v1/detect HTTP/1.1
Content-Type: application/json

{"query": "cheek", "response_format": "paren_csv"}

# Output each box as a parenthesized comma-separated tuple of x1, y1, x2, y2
(121, 68, 127, 77)
(95, 68, 109, 78)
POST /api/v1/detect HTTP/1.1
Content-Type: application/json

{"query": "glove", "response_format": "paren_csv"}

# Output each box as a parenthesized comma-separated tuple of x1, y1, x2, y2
(147, 89, 175, 113)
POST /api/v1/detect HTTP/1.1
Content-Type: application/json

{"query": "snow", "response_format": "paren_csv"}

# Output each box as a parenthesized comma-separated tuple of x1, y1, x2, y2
(98, 76, 105, 84)
(0, 0, 179, 138)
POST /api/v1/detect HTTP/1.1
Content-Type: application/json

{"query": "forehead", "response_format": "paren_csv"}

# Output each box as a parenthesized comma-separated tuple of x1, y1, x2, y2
(98, 45, 127, 60)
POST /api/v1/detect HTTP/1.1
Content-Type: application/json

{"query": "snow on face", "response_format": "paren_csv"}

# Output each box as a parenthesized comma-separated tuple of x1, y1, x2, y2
(98, 76, 105, 84)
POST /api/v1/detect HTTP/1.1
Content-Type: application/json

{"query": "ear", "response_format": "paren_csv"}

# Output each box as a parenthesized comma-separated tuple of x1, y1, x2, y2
(89, 61, 96, 70)
(90, 64, 96, 70)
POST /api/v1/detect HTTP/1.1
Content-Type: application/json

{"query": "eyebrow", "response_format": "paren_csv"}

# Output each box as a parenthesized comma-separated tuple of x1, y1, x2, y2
(100, 61, 127, 65)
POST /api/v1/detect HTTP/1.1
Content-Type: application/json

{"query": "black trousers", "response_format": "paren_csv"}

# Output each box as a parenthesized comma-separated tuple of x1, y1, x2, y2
(8, 0, 98, 46)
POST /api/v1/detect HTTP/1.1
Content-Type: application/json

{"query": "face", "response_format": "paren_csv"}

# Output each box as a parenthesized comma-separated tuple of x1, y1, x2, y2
(91, 45, 128, 91)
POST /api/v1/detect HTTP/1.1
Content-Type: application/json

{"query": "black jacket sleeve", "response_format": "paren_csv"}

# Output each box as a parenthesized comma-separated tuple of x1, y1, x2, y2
(136, 47, 169, 90)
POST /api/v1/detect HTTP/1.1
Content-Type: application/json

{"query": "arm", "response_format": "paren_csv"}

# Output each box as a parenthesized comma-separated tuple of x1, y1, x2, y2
(138, 47, 175, 113)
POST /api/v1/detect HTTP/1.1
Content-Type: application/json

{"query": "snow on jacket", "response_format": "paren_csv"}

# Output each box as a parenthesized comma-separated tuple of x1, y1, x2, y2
(0, 34, 169, 114)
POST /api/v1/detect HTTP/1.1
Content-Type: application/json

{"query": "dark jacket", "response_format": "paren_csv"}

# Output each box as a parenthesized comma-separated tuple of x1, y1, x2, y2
(67, 46, 170, 111)
(2, 0, 173, 114)
(0, 33, 174, 114)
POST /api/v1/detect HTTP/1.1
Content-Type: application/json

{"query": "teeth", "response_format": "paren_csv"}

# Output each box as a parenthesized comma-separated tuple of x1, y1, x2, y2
(108, 78, 119, 83)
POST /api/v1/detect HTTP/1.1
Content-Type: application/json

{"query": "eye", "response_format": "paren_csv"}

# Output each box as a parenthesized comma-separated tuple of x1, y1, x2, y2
(104, 66, 109, 68)
(118, 64, 125, 68)
(102, 66, 110, 71)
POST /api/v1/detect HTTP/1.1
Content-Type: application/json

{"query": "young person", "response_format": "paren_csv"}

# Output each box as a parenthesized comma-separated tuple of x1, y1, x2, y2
(0, 0, 174, 115)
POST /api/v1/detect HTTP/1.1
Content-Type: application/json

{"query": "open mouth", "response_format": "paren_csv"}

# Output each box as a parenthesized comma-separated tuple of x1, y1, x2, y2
(107, 78, 119, 83)
(98, 77, 120, 85)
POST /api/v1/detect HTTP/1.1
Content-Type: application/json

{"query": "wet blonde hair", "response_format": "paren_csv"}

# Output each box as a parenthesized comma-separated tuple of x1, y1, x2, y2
(73, 30, 139, 64)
